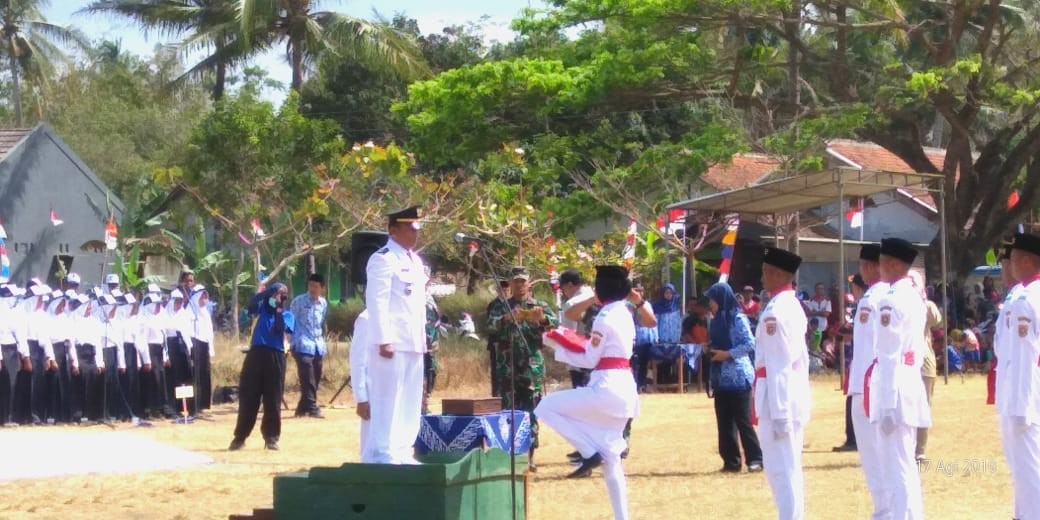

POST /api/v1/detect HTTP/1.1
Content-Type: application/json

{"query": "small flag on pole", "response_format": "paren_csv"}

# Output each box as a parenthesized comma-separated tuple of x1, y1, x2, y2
(846, 198, 863, 229)
(104, 217, 118, 250)
(251, 218, 265, 238)
(49, 210, 63, 227)
(668, 209, 686, 233)
(623, 220, 637, 268)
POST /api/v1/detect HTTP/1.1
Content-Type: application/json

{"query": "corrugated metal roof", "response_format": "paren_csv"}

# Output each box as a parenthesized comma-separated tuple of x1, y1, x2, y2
(0, 128, 33, 160)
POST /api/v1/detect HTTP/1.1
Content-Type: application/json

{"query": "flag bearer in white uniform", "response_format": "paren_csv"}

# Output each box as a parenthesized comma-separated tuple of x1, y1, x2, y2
(365, 205, 428, 465)
(536, 265, 638, 520)
(753, 246, 811, 520)
(848, 244, 891, 519)
(1002, 232, 1040, 520)
(350, 310, 373, 462)
(867, 237, 930, 520)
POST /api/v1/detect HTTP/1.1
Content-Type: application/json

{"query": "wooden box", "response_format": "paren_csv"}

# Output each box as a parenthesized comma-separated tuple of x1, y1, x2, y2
(441, 398, 502, 416)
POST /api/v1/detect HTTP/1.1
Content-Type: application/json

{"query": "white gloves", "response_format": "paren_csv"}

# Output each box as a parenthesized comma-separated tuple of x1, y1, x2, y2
(880, 409, 898, 436)
(773, 419, 792, 440)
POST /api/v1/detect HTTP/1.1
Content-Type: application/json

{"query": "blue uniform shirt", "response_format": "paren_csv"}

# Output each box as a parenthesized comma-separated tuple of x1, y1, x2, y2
(248, 288, 295, 351)
(289, 293, 327, 356)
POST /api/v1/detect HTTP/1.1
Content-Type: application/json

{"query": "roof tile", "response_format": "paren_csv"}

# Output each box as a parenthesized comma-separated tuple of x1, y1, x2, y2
(701, 153, 780, 190)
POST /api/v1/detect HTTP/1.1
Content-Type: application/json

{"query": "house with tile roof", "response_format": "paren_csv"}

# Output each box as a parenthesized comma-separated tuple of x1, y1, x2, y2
(691, 140, 941, 290)
(0, 124, 124, 287)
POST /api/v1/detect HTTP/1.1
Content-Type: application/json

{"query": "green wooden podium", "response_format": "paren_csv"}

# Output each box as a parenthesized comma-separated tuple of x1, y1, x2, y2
(273, 449, 527, 519)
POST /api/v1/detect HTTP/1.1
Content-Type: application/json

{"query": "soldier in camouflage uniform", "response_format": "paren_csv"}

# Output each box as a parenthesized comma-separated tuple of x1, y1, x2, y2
(422, 291, 440, 415)
(487, 266, 558, 471)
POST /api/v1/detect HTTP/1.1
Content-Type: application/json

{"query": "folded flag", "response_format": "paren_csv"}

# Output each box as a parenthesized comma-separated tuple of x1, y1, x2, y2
(544, 327, 587, 353)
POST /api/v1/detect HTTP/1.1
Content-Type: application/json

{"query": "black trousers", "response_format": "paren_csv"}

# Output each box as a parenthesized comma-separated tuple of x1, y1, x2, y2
(633, 343, 653, 390)
(167, 336, 194, 414)
(75, 344, 103, 422)
(29, 341, 49, 424)
(233, 347, 286, 442)
(568, 369, 591, 388)
(714, 389, 763, 469)
(122, 343, 142, 418)
(192, 339, 212, 412)
(50, 341, 74, 423)
(102, 346, 130, 420)
(843, 395, 856, 446)
(143, 343, 172, 418)
(293, 352, 323, 415)
(1, 344, 22, 424)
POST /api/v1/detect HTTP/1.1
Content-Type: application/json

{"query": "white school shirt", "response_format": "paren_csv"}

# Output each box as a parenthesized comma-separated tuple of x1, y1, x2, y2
(350, 310, 372, 404)
(753, 289, 812, 425)
(994, 283, 1024, 409)
(869, 277, 931, 428)
(848, 281, 889, 396)
(365, 238, 428, 353)
(1001, 280, 1040, 425)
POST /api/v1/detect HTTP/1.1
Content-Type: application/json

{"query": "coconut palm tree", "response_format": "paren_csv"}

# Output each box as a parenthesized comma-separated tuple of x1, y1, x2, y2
(81, 0, 266, 101)
(237, 0, 429, 92)
(1, 0, 89, 125)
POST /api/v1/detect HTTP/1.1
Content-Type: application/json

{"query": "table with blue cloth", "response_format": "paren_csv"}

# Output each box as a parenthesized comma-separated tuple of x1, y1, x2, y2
(415, 410, 532, 455)
(646, 343, 701, 393)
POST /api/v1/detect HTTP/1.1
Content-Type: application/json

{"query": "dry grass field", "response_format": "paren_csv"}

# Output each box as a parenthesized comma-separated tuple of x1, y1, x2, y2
(0, 340, 1014, 519)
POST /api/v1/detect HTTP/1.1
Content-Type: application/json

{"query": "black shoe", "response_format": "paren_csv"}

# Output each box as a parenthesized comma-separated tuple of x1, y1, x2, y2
(528, 461, 537, 473)
(307, 411, 325, 419)
(566, 450, 582, 463)
(567, 453, 603, 479)
(265, 440, 280, 451)
(620, 448, 629, 460)
(747, 462, 763, 473)
(720, 465, 742, 473)
(832, 444, 857, 453)
(228, 439, 245, 451)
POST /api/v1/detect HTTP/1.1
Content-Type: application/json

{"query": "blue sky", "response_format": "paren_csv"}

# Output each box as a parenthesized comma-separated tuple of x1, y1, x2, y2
(44, 0, 540, 101)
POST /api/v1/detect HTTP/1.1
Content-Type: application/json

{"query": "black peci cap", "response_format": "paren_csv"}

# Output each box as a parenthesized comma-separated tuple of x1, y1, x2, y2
(859, 244, 881, 262)
(1012, 232, 1040, 257)
(763, 246, 802, 274)
(880, 237, 918, 264)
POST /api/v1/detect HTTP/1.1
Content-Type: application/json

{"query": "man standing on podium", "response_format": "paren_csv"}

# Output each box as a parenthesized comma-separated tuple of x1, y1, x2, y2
(366, 206, 428, 465)
(754, 246, 811, 520)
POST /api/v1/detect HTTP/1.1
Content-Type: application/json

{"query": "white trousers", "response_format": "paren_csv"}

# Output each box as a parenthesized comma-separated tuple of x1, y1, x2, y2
(536, 389, 630, 520)
(876, 423, 923, 520)
(758, 419, 805, 520)
(359, 418, 373, 463)
(851, 394, 891, 520)
(1003, 419, 1040, 520)
(368, 350, 424, 464)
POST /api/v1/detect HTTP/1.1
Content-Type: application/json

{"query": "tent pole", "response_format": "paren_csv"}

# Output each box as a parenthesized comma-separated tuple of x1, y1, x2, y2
(837, 176, 846, 392)
(940, 180, 950, 385)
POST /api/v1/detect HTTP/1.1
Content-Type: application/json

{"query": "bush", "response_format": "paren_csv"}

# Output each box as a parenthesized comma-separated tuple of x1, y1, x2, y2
(435, 292, 494, 333)
(327, 297, 365, 337)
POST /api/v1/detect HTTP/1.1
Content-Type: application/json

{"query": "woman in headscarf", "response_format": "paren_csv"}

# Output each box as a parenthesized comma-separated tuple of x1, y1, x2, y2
(139, 293, 172, 419)
(189, 286, 214, 415)
(705, 282, 763, 473)
(652, 284, 682, 344)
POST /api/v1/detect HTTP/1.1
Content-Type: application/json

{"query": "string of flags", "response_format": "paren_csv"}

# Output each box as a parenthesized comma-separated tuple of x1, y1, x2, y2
(717, 214, 740, 283)
(0, 220, 9, 283)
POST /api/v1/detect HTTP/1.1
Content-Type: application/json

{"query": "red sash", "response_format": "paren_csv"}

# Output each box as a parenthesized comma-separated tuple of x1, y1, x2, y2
(595, 357, 630, 370)
(987, 357, 997, 405)
(863, 351, 915, 416)
(751, 367, 766, 426)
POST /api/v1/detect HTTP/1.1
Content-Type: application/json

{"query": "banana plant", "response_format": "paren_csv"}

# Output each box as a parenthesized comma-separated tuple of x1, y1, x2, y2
(112, 244, 165, 291)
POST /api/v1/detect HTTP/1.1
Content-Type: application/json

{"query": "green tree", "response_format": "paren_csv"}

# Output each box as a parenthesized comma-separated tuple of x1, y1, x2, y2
(80, 0, 264, 101)
(237, 0, 429, 92)
(0, 0, 88, 125)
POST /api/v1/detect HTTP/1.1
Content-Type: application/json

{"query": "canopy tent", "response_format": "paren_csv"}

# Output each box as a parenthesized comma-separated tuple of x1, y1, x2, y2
(669, 167, 953, 384)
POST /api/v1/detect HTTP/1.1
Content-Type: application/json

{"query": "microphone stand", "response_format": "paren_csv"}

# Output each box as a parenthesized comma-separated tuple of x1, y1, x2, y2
(472, 240, 531, 520)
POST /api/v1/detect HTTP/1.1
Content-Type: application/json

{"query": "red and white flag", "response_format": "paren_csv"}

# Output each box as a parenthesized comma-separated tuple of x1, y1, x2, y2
(49, 210, 63, 227)
(845, 198, 864, 229)
(104, 217, 118, 250)
(251, 218, 265, 238)
(668, 209, 686, 233)
(623, 220, 637, 268)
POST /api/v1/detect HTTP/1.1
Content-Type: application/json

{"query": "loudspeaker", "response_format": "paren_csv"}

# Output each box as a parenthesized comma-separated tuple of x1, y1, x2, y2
(350, 231, 389, 285)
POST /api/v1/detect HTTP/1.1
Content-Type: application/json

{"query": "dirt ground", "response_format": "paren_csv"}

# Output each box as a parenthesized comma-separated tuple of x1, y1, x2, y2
(0, 373, 1011, 519)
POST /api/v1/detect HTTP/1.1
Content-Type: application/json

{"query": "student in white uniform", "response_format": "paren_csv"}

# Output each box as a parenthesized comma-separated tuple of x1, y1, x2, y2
(96, 292, 129, 421)
(164, 289, 194, 414)
(0, 284, 30, 426)
(139, 294, 172, 419)
(46, 290, 75, 424)
(1002, 232, 1040, 520)
(189, 286, 214, 414)
(847, 244, 892, 519)
(25, 282, 56, 425)
(753, 246, 811, 520)
(116, 293, 148, 419)
(867, 237, 930, 520)
(365, 206, 428, 465)
(350, 310, 373, 462)
(71, 294, 105, 422)
(536, 265, 638, 520)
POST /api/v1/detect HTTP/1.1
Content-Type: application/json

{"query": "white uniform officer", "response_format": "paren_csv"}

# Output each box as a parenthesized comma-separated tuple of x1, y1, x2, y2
(537, 265, 638, 520)
(848, 244, 891, 519)
(350, 310, 374, 462)
(1001, 232, 1040, 519)
(753, 246, 811, 520)
(366, 206, 429, 464)
(867, 237, 930, 520)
